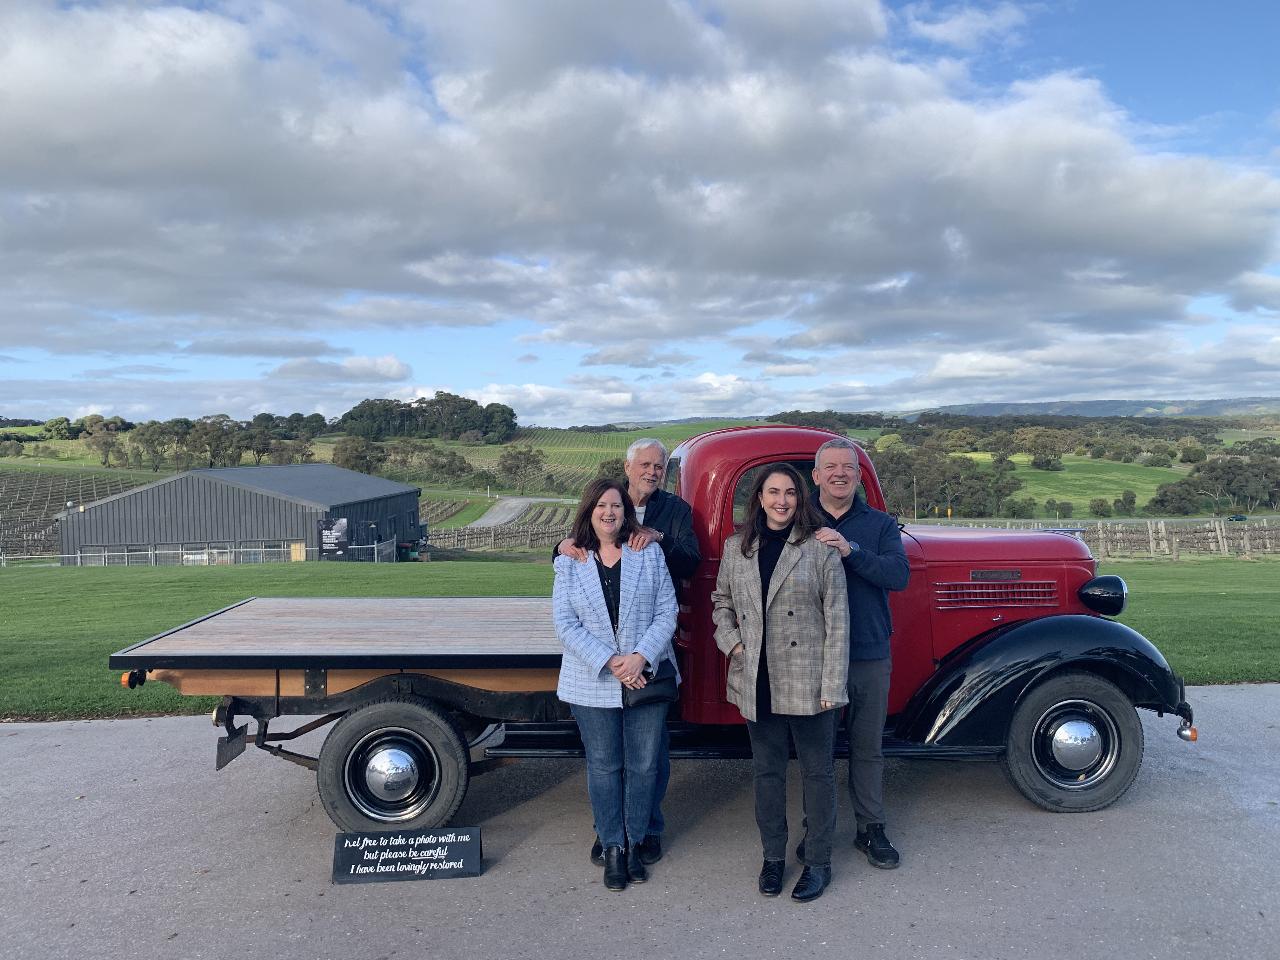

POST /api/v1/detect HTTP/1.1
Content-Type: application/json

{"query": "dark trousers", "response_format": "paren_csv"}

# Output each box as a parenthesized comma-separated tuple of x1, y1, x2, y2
(844, 658, 891, 830)
(746, 708, 837, 866)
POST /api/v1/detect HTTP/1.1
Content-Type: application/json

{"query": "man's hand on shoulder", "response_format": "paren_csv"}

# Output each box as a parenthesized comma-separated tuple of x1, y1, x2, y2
(814, 526, 854, 558)
(628, 526, 662, 551)
(556, 537, 589, 562)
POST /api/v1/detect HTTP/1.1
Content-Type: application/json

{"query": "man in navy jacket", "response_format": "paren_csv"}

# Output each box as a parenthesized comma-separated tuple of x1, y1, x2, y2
(811, 438, 910, 869)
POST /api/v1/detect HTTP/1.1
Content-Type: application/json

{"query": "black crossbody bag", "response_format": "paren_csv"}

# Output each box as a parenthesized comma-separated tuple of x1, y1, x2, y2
(622, 657, 678, 707)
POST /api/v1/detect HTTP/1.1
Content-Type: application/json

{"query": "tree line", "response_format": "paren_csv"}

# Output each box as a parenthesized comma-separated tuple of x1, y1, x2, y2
(772, 409, 1280, 519)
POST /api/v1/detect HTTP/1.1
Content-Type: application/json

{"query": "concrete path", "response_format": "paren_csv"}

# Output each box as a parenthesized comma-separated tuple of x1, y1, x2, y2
(1, 685, 1277, 960)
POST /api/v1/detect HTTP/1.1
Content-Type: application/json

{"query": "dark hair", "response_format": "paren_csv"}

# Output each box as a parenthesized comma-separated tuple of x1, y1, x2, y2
(739, 463, 822, 557)
(569, 477, 637, 552)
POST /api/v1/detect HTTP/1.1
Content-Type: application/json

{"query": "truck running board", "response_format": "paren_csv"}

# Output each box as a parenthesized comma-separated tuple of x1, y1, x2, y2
(485, 722, 1005, 762)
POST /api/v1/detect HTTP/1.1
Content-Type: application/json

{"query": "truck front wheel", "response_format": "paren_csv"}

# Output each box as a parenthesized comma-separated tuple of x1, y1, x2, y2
(1003, 671, 1144, 813)
(317, 697, 469, 832)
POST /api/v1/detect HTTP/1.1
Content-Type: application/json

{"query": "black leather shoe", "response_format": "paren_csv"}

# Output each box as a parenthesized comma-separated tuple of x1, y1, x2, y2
(790, 864, 831, 902)
(854, 823, 900, 869)
(637, 834, 663, 865)
(626, 845, 648, 883)
(603, 845, 627, 891)
(590, 835, 604, 866)
(758, 859, 785, 897)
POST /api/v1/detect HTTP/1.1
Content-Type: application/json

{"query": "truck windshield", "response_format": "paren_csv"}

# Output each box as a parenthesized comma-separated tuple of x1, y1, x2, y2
(662, 456, 681, 496)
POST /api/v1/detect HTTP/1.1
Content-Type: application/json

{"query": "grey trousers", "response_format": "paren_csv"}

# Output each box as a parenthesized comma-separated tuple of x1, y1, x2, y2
(844, 657, 891, 830)
(746, 709, 837, 866)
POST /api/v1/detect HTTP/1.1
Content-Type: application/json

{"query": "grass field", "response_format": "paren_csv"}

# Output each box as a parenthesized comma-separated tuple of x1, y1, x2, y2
(961, 453, 1187, 516)
(431, 498, 494, 528)
(1218, 428, 1280, 446)
(0, 557, 1274, 722)
(1106, 557, 1280, 685)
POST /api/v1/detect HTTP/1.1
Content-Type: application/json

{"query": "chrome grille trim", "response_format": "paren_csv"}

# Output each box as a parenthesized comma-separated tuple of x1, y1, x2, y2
(933, 580, 1058, 609)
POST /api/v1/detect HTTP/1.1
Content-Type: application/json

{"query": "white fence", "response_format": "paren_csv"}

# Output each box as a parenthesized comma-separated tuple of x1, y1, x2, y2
(0, 538, 400, 567)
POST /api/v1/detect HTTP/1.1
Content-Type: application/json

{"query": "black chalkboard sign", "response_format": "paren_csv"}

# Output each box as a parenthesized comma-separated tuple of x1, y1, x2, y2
(332, 827, 483, 884)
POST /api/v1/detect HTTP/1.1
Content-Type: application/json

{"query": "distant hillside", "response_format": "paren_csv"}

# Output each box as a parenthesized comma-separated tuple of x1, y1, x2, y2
(928, 397, 1280, 418)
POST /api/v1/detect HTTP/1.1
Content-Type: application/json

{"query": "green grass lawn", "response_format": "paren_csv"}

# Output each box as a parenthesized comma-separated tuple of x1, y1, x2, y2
(1107, 557, 1280, 685)
(1, 557, 1275, 722)
(1218, 428, 1279, 446)
(959, 453, 1187, 516)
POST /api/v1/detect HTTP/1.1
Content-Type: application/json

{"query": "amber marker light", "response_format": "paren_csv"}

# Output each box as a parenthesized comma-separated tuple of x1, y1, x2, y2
(120, 672, 131, 687)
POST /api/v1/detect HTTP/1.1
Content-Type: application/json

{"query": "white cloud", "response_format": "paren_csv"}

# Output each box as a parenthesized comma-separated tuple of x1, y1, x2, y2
(269, 355, 412, 382)
(0, 0, 1278, 425)
(904, 3, 1028, 51)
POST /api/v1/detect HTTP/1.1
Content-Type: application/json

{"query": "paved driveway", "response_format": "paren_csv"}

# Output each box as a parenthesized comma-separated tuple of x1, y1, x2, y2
(1, 685, 1277, 960)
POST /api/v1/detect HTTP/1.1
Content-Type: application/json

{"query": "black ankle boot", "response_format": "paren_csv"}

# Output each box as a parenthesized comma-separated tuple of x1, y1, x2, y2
(603, 845, 627, 891)
(758, 859, 785, 897)
(590, 835, 603, 866)
(790, 864, 831, 902)
(626, 845, 648, 883)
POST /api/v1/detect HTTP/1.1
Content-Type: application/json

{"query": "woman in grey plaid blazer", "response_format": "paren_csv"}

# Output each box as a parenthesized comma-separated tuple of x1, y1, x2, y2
(713, 464, 848, 903)
(553, 478, 678, 892)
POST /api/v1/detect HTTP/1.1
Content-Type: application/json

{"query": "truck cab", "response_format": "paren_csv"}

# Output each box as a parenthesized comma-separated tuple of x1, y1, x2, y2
(665, 425, 1193, 811)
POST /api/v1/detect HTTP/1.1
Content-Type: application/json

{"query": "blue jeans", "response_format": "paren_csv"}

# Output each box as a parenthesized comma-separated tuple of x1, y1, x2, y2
(571, 701, 670, 849)
(648, 724, 669, 837)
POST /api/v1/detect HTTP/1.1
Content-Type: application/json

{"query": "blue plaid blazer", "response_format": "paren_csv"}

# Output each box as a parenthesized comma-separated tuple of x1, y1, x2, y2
(552, 543, 679, 708)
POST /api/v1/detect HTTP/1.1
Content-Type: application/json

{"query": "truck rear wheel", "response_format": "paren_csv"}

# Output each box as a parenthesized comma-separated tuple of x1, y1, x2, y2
(317, 697, 469, 832)
(1003, 671, 1143, 813)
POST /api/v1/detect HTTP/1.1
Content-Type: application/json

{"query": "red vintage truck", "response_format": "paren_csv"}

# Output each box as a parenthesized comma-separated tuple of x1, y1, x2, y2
(111, 425, 1196, 831)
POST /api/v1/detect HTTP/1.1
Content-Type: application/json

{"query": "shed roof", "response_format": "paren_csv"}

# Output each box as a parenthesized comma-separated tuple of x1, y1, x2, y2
(58, 464, 419, 516)
(196, 464, 418, 507)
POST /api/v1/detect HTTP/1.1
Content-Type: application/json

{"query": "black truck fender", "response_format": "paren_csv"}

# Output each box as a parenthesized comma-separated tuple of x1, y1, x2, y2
(895, 614, 1188, 749)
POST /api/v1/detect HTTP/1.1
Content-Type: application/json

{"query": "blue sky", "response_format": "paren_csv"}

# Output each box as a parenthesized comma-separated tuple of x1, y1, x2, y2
(1, 1, 1278, 427)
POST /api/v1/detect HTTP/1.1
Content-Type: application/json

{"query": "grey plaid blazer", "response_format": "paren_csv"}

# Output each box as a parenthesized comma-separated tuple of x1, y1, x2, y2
(712, 532, 849, 721)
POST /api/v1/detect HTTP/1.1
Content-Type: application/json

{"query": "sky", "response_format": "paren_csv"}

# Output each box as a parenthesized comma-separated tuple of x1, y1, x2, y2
(1, 0, 1279, 428)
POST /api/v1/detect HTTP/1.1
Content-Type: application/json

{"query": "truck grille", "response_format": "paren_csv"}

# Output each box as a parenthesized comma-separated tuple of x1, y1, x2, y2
(933, 581, 1058, 609)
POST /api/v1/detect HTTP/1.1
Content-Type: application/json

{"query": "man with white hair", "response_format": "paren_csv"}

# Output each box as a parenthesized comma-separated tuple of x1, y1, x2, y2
(557, 438, 700, 867)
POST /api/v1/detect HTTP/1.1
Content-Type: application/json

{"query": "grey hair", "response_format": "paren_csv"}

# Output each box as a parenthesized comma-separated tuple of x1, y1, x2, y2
(814, 437, 862, 463)
(625, 438, 668, 464)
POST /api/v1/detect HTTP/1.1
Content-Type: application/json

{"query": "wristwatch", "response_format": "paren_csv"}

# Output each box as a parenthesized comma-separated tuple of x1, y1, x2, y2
(655, 531, 665, 542)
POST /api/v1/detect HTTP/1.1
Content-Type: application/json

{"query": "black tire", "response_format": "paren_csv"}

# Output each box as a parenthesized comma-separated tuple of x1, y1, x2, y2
(317, 697, 469, 832)
(1002, 671, 1144, 813)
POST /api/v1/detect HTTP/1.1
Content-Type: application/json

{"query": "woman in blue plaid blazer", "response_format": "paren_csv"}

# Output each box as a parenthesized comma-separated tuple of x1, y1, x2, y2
(553, 477, 678, 891)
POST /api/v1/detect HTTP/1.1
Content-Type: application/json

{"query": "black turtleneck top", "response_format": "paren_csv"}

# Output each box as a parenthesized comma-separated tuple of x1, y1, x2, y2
(755, 522, 793, 718)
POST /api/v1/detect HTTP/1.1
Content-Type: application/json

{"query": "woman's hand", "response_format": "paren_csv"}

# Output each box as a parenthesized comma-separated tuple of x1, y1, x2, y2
(610, 652, 649, 688)
(820, 699, 835, 710)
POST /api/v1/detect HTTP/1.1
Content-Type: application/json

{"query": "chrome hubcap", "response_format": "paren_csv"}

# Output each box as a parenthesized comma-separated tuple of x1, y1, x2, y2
(1049, 719, 1102, 770)
(344, 726, 441, 822)
(1030, 699, 1120, 790)
(364, 747, 419, 802)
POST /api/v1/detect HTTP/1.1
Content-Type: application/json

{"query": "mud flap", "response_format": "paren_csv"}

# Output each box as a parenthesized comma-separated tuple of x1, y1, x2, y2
(216, 720, 248, 770)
